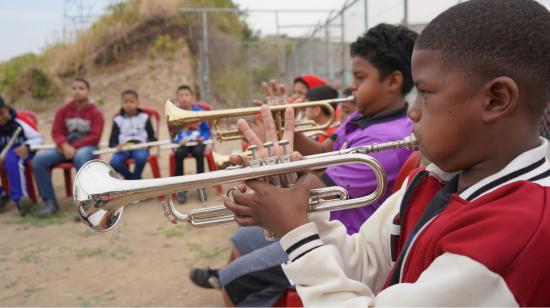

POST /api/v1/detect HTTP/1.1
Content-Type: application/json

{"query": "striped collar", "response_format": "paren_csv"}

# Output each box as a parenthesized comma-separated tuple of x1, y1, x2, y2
(424, 138, 550, 201)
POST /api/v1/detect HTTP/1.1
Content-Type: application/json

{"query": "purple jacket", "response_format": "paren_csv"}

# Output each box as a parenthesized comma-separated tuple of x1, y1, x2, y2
(322, 105, 413, 234)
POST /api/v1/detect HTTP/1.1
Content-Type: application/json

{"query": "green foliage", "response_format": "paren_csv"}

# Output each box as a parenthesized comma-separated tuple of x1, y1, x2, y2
(152, 224, 190, 238)
(184, 242, 229, 267)
(19, 212, 68, 226)
(212, 45, 278, 106)
(0, 53, 39, 92)
(154, 34, 176, 59)
(19, 248, 49, 264)
(71, 245, 132, 260)
(23, 287, 42, 299)
(78, 290, 115, 307)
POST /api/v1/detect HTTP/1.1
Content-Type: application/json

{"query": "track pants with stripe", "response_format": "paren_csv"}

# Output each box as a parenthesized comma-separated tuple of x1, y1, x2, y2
(1, 149, 31, 202)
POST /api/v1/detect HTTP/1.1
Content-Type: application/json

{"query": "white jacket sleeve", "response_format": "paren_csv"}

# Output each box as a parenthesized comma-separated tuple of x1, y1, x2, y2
(280, 182, 518, 306)
(16, 119, 43, 146)
(280, 183, 405, 301)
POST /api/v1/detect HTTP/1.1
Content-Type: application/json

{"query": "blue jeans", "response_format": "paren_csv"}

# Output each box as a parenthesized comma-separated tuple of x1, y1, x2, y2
(32, 146, 97, 203)
(110, 149, 149, 180)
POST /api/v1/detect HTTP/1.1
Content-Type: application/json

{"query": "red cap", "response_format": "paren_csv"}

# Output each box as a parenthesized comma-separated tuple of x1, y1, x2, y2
(294, 75, 326, 89)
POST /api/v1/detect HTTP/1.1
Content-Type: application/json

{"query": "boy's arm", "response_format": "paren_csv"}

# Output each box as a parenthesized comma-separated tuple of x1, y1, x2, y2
(108, 121, 120, 148)
(72, 110, 104, 148)
(281, 183, 517, 306)
(293, 131, 334, 155)
(52, 108, 69, 147)
(280, 183, 405, 297)
(145, 117, 156, 142)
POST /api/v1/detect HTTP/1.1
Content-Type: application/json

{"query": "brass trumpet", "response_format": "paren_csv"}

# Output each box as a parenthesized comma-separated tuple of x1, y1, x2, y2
(166, 96, 354, 142)
(74, 135, 417, 232)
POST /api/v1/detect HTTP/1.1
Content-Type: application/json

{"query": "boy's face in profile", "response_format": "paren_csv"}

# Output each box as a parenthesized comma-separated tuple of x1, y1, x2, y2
(0, 107, 10, 126)
(71, 80, 89, 102)
(121, 94, 139, 116)
(408, 49, 484, 172)
(304, 106, 321, 123)
(350, 56, 387, 116)
(292, 82, 308, 101)
(176, 89, 194, 107)
(338, 101, 357, 122)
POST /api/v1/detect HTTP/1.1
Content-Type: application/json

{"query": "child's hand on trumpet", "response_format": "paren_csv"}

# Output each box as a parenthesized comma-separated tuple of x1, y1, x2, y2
(224, 103, 325, 237)
(223, 173, 322, 237)
(228, 104, 301, 166)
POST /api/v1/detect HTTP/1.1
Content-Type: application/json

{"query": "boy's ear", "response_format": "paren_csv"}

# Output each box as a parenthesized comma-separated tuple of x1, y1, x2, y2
(385, 71, 404, 94)
(480, 76, 519, 124)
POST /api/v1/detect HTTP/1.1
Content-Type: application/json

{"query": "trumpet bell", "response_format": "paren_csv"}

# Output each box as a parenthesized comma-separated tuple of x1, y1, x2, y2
(74, 160, 124, 232)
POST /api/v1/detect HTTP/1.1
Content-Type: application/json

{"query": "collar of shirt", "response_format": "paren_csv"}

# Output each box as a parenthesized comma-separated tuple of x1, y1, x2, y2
(347, 103, 408, 129)
(425, 137, 550, 201)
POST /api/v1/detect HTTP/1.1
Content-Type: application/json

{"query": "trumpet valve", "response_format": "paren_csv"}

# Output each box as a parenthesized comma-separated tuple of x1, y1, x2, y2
(248, 145, 262, 168)
(278, 140, 292, 163)
(263, 142, 277, 165)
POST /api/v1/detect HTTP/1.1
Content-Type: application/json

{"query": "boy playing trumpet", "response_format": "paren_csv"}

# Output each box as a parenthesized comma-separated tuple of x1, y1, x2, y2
(225, 0, 550, 305)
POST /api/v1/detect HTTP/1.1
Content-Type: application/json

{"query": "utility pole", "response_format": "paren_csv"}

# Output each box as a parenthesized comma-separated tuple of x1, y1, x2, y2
(402, 0, 409, 26)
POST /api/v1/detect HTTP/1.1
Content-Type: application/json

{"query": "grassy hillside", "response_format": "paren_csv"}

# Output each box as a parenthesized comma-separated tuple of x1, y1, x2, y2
(0, 0, 265, 111)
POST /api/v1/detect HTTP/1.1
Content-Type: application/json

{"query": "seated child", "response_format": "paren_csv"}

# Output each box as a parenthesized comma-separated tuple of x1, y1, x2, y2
(303, 85, 340, 143)
(108, 90, 156, 180)
(172, 85, 210, 204)
(225, 0, 550, 305)
(0, 95, 43, 215)
(191, 23, 418, 306)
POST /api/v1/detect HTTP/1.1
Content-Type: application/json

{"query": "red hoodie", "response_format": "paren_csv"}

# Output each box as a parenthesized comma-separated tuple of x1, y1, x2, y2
(52, 100, 104, 149)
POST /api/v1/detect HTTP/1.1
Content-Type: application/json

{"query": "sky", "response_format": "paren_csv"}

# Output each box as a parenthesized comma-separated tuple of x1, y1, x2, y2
(1, 0, 549, 62)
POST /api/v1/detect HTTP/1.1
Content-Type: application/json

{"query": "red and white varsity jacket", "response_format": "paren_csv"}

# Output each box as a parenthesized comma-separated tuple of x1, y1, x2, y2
(280, 138, 550, 306)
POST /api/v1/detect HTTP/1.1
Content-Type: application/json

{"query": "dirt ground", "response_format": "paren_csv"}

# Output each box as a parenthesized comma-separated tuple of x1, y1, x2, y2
(0, 141, 244, 306)
(0, 38, 257, 306)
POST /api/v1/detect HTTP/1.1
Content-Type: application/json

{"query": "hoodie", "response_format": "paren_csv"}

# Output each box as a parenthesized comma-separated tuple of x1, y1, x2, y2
(52, 100, 104, 149)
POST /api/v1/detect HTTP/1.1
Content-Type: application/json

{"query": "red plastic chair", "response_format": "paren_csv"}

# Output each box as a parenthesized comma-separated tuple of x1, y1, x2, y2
(391, 151, 422, 193)
(122, 107, 162, 179)
(273, 289, 303, 307)
(0, 110, 39, 203)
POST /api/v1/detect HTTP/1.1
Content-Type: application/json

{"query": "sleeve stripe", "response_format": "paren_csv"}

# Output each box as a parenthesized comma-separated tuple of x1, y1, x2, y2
(291, 245, 323, 262)
(286, 234, 321, 255)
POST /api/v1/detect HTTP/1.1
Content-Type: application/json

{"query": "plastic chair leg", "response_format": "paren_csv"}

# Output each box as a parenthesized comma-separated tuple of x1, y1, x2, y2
(63, 168, 73, 197)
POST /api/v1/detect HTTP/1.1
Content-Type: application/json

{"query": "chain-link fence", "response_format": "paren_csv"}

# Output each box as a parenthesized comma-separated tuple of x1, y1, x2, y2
(283, 0, 366, 89)
(181, 0, 550, 137)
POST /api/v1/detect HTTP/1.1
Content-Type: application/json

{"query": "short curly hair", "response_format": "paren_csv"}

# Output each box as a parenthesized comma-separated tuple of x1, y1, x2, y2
(350, 23, 418, 95)
(415, 0, 550, 121)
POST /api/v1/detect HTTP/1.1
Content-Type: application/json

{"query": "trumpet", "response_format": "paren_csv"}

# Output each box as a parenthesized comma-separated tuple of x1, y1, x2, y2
(166, 96, 354, 142)
(74, 134, 417, 232)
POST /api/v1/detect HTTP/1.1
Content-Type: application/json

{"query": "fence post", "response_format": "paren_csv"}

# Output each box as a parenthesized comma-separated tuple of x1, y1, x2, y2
(201, 11, 211, 102)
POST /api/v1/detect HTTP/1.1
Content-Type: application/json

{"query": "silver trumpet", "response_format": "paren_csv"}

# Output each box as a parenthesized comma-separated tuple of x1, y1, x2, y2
(73, 135, 417, 232)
